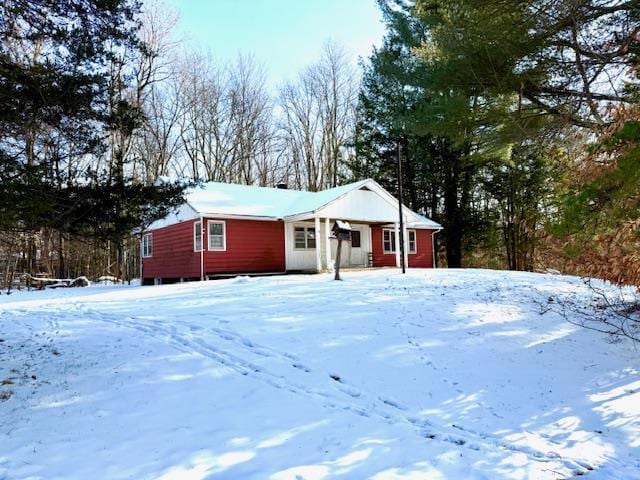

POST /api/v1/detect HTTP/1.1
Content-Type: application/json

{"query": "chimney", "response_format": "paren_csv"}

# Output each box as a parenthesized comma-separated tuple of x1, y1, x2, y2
(276, 183, 288, 190)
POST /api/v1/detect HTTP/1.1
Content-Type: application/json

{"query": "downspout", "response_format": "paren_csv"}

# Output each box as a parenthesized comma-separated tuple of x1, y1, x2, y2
(200, 216, 204, 281)
(139, 233, 144, 284)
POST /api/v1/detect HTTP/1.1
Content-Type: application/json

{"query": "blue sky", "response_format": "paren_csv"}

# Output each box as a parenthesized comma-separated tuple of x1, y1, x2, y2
(166, 0, 385, 86)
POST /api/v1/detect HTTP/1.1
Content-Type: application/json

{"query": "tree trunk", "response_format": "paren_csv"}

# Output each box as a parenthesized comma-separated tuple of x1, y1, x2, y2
(443, 150, 463, 268)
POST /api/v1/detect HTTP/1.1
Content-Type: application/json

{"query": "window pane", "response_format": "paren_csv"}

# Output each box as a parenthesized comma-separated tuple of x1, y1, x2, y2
(210, 236, 223, 249)
(408, 231, 416, 253)
(383, 230, 396, 253)
(207, 222, 224, 249)
(194, 222, 202, 251)
(143, 234, 152, 257)
(306, 228, 316, 249)
(294, 228, 306, 248)
(209, 223, 223, 235)
(383, 230, 394, 253)
(351, 230, 361, 248)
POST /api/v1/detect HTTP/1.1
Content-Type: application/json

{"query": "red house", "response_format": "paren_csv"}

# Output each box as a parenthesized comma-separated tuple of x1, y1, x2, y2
(141, 179, 442, 284)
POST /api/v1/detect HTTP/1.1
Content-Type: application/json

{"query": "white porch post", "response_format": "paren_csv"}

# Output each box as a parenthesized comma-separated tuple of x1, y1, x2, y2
(394, 222, 401, 267)
(315, 216, 322, 273)
(402, 221, 409, 269)
(325, 218, 332, 271)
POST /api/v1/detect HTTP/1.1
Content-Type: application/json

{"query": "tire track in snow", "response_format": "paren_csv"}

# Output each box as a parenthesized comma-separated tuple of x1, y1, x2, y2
(66, 304, 593, 477)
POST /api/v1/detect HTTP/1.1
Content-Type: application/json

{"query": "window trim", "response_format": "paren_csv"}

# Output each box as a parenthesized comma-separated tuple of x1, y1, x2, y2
(408, 229, 417, 254)
(382, 228, 396, 254)
(207, 220, 226, 251)
(382, 228, 417, 254)
(194, 221, 202, 252)
(141, 233, 153, 258)
(293, 225, 317, 250)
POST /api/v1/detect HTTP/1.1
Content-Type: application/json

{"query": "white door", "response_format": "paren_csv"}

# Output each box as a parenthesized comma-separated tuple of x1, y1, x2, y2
(330, 225, 368, 267)
(348, 225, 367, 266)
(285, 222, 317, 271)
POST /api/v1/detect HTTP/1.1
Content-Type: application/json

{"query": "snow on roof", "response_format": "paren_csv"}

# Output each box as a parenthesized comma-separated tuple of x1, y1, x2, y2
(407, 212, 443, 230)
(186, 180, 370, 219)
(185, 179, 442, 229)
(186, 182, 303, 218)
(334, 220, 352, 230)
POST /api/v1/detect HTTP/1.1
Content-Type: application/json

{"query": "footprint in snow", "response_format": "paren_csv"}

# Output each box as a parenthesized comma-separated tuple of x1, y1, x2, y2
(380, 397, 408, 410)
(292, 363, 311, 373)
(338, 384, 361, 398)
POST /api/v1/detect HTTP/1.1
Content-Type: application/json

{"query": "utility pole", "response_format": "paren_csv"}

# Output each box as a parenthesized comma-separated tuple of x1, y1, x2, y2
(397, 142, 406, 274)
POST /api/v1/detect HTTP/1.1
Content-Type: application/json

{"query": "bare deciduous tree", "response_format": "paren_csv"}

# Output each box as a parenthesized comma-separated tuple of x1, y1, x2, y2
(176, 51, 278, 184)
(278, 42, 357, 191)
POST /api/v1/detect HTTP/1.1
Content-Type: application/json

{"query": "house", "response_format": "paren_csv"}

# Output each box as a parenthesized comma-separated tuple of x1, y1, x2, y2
(140, 179, 442, 285)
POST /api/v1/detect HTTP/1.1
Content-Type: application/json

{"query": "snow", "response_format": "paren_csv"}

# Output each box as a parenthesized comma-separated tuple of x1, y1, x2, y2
(184, 179, 442, 229)
(1, 269, 639, 479)
(184, 180, 369, 219)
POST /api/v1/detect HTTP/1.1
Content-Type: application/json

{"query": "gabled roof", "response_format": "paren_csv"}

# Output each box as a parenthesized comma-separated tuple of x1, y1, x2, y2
(186, 181, 306, 219)
(182, 179, 442, 228)
(186, 179, 370, 219)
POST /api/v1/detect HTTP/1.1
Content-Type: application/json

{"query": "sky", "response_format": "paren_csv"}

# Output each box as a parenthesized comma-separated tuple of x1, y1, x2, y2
(165, 0, 386, 87)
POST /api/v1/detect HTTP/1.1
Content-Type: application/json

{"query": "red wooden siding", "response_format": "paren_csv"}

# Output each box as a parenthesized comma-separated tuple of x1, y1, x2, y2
(203, 218, 285, 275)
(142, 219, 201, 280)
(371, 225, 397, 267)
(408, 229, 435, 268)
(371, 225, 435, 268)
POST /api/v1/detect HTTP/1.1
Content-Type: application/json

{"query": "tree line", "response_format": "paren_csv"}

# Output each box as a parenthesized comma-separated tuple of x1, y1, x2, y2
(0, 0, 358, 283)
(353, 0, 639, 284)
(0, 0, 638, 286)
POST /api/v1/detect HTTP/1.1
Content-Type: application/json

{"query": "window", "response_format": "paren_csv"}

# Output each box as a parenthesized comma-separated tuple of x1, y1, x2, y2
(383, 229, 396, 254)
(408, 230, 417, 254)
(208, 221, 226, 251)
(141, 233, 152, 258)
(351, 230, 361, 248)
(294, 226, 316, 249)
(383, 229, 416, 254)
(194, 221, 202, 251)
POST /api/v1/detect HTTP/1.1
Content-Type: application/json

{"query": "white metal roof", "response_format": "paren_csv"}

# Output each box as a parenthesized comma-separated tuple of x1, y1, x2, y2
(181, 179, 442, 228)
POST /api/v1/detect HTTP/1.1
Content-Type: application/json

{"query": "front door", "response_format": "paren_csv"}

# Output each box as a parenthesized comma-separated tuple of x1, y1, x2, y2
(330, 225, 368, 267)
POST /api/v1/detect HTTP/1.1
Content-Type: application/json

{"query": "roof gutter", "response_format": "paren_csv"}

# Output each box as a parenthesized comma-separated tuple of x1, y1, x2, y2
(197, 213, 280, 222)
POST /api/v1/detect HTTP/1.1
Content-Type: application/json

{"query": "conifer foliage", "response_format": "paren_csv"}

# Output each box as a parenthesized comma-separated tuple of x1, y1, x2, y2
(355, 0, 639, 281)
(0, 0, 188, 280)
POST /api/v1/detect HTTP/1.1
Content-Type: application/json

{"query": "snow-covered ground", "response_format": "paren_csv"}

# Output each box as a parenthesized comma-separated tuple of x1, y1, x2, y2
(1, 269, 639, 479)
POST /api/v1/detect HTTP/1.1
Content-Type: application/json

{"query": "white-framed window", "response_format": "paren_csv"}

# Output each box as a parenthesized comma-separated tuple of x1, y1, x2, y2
(141, 233, 153, 258)
(194, 221, 202, 252)
(408, 230, 417, 254)
(383, 229, 417, 254)
(208, 221, 226, 251)
(383, 229, 396, 254)
(294, 226, 316, 249)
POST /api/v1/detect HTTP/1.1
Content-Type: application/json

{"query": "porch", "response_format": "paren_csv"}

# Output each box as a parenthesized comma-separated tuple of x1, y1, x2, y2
(284, 218, 410, 273)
